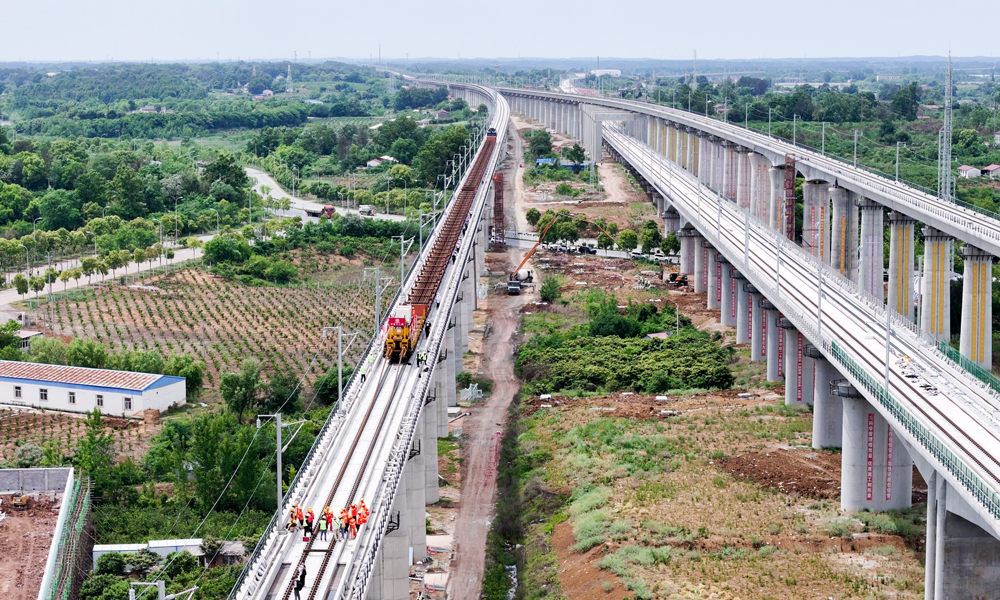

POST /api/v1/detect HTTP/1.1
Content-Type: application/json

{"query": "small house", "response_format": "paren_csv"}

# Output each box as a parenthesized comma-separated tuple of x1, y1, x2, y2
(433, 109, 449, 119)
(982, 164, 1000, 178)
(958, 165, 981, 179)
(16, 330, 42, 351)
(366, 158, 383, 168)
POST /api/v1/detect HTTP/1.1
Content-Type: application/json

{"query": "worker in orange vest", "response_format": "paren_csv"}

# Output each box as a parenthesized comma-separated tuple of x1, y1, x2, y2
(348, 512, 358, 539)
(295, 505, 304, 528)
(338, 507, 349, 539)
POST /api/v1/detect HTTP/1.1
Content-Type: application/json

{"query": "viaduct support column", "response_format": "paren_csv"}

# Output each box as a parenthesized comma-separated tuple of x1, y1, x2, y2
(859, 199, 885, 301)
(749, 290, 765, 362)
(379, 492, 409, 600)
(407, 419, 427, 561)
(735, 148, 750, 209)
(734, 273, 749, 344)
(829, 185, 855, 277)
(693, 236, 707, 293)
(706, 247, 720, 310)
(719, 260, 735, 327)
(444, 326, 456, 408)
(767, 166, 784, 231)
(811, 357, 840, 449)
(841, 396, 912, 512)
(437, 355, 450, 437)
(782, 321, 811, 405)
(423, 390, 440, 503)
(801, 181, 830, 262)
(763, 299, 782, 381)
(960, 244, 993, 368)
(920, 227, 953, 343)
(887, 212, 916, 321)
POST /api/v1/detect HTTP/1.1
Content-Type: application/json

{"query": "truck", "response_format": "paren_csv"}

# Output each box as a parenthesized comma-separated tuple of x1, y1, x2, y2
(359, 204, 377, 216)
(304, 205, 337, 219)
(507, 269, 533, 295)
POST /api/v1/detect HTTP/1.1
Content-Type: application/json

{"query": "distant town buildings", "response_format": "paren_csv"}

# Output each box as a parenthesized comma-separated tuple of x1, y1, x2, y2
(590, 69, 621, 77)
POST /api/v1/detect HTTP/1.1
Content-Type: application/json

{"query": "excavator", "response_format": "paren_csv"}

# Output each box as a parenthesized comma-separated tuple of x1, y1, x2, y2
(507, 216, 620, 295)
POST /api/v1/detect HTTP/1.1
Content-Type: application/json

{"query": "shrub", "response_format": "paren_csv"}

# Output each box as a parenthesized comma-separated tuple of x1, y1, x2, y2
(540, 277, 561, 303)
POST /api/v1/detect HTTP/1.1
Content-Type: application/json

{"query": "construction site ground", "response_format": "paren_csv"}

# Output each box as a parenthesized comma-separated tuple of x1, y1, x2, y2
(510, 115, 660, 233)
(0, 495, 61, 600)
(511, 276, 927, 600)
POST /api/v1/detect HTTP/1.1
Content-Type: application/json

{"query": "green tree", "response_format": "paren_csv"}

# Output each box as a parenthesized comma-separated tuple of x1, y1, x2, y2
(74, 409, 116, 495)
(220, 358, 262, 423)
(67, 338, 108, 368)
(597, 233, 615, 253)
(525, 208, 541, 227)
(618, 229, 639, 252)
(94, 552, 126, 576)
(562, 143, 587, 167)
(12, 273, 28, 297)
(661, 232, 680, 255)
(28, 337, 68, 365)
(528, 130, 552, 157)
(203, 152, 250, 190)
(107, 166, 146, 220)
(389, 138, 419, 165)
(29, 275, 44, 298)
(39, 189, 82, 231)
(540, 277, 561, 303)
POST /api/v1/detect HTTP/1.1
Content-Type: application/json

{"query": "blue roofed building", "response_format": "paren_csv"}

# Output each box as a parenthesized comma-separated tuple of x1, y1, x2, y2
(0, 361, 186, 417)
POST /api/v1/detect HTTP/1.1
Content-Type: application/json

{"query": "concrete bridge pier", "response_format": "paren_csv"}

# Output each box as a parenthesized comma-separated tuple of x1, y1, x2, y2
(697, 134, 709, 184)
(762, 300, 782, 381)
(859, 199, 885, 301)
(734, 274, 749, 344)
(735, 148, 751, 210)
(841, 396, 912, 512)
(781, 321, 810, 405)
(801, 181, 830, 262)
(706, 247, 720, 310)
(423, 383, 440, 503)
(829, 185, 856, 277)
(693, 236, 707, 293)
(453, 295, 466, 379)
(749, 290, 764, 362)
(664, 210, 679, 236)
(366, 545, 384, 600)
(887, 212, 916, 321)
(920, 227, 953, 343)
(811, 357, 841, 449)
(407, 420, 427, 562)
(377, 491, 410, 600)
(444, 326, 457, 409)
(923, 472, 1000, 599)
(720, 260, 735, 328)
(767, 166, 785, 232)
(960, 244, 993, 368)
(749, 153, 766, 222)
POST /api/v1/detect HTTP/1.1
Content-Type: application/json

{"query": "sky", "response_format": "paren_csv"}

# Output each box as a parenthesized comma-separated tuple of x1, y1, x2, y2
(3, 0, 997, 63)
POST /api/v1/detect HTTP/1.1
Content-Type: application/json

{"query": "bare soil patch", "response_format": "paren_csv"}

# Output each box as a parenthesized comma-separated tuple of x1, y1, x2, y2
(0, 495, 60, 600)
(719, 449, 842, 499)
(0, 408, 160, 464)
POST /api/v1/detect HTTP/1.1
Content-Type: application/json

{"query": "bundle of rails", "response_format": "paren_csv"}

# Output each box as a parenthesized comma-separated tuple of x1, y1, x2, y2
(383, 127, 499, 361)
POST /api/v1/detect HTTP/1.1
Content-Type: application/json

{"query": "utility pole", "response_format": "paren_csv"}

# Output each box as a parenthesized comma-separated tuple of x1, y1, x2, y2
(853, 129, 859, 167)
(821, 122, 826, 155)
(793, 115, 798, 146)
(896, 141, 905, 181)
(365, 267, 383, 336)
(256, 413, 306, 532)
(938, 54, 955, 201)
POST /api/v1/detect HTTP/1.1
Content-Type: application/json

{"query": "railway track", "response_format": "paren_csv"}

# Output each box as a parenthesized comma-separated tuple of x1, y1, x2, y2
(606, 126, 1000, 516)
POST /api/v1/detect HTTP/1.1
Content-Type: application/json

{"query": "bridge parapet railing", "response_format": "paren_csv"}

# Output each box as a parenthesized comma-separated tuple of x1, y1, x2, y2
(606, 121, 1000, 533)
(832, 341, 1000, 523)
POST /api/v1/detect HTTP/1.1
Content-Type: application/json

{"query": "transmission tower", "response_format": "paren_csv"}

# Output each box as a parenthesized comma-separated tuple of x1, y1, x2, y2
(938, 55, 954, 201)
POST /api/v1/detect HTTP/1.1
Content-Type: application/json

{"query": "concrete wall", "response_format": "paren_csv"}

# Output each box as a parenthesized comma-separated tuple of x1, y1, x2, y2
(940, 511, 1000, 598)
(0, 467, 73, 494)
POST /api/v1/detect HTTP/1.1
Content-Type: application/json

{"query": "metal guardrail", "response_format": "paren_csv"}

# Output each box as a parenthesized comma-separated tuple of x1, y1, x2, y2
(47, 477, 90, 600)
(832, 342, 1000, 521)
(229, 83, 505, 600)
(938, 342, 1000, 397)
(605, 122, 1000, 530)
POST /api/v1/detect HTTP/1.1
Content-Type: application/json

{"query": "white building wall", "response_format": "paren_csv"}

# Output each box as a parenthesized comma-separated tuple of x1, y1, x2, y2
(0, 379, 185, 417)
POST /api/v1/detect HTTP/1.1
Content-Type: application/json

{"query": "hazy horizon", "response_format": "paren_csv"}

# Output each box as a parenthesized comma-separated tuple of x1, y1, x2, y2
(3, 0, 996, 64)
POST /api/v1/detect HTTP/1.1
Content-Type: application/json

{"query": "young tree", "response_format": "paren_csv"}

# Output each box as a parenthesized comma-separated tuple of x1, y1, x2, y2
(13, 273, 28, 297)
(220, 358, 262, 423)
(29, 275, 44, 298)
(618, 229, 639, 252)
(528, 130, 552, 157)
(540, 277, 561, 303)
(59, 268, 72, 291)
(525, 208, 541, 227)
(562, 143, 587, 168)
(74, 409, 116, 495)
(597, 233, 615, 253)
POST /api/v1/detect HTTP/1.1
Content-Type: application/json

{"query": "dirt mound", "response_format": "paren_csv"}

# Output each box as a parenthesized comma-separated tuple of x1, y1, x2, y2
(718, 449, 842, 499)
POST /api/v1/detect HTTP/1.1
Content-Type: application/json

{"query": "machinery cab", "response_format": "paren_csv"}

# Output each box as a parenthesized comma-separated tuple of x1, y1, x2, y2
(487, 127, 497, 139)
(384, 304, 427, 361)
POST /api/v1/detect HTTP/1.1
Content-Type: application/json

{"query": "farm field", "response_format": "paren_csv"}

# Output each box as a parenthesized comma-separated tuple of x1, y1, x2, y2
(0, 408, 159, 464)
(39, 261, 394, 393)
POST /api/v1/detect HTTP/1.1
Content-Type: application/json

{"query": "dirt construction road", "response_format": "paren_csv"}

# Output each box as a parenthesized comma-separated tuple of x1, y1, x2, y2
(447, 278, 528, 600)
